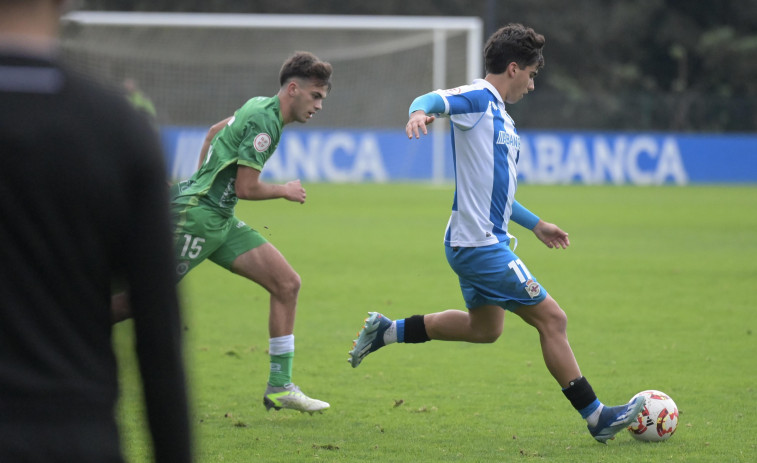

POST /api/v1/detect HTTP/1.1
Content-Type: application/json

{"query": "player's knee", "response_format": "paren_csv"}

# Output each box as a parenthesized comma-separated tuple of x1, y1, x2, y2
(474, 325, 502, 343)
(291, 272, 302, 294)
(520, 297, 568, 336)
(278, 271, 301, 298)
(542, 305, 568, 336)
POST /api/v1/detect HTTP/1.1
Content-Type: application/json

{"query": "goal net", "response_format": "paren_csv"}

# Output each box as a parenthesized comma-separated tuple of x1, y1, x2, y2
(60, 12, 483, 131)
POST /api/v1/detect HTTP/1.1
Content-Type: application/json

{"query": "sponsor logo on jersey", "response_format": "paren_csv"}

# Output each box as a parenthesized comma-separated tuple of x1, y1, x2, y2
(254, 133, 272, 152)
(497, 130, 521, 148)
(525, 279, 541, 298)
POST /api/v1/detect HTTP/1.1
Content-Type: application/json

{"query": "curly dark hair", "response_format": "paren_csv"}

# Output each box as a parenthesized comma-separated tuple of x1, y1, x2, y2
(484, 24, 545, 74)
(279, 51, 333, 92)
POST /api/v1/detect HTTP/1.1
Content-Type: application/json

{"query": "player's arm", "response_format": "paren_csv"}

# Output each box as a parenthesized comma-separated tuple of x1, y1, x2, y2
(532, 220, 570, 249)
(511, 200, 570, 249)
(511, 200, 540, 229)
(235, 165, 306, 204)
(196, 116, 233, 169)
(406, 92, 445, 139)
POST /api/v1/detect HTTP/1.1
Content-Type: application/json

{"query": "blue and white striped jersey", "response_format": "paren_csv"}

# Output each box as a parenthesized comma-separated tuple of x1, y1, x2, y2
(434, 79, 521, 247)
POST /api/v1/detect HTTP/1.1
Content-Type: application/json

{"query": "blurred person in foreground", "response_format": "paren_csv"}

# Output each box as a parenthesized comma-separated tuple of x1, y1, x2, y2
(0, 0, 191, 462)
(112, 51, 332, 415)
(349, 23, 645, 444)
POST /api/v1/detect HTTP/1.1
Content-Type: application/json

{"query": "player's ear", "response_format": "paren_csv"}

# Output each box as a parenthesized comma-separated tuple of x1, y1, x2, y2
(287, 80, 299, 97)
(507, 62, 519, 76)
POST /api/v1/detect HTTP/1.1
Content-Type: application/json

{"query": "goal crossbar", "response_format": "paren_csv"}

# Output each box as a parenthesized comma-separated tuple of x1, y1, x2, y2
(63, 12, 481, 32)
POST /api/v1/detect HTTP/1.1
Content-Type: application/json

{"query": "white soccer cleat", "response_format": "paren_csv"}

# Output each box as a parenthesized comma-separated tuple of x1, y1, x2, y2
(263, 383, 329, 415)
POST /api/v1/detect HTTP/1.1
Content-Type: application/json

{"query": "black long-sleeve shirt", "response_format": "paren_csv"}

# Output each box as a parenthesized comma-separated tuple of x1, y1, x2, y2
(0, 51, 191, 462)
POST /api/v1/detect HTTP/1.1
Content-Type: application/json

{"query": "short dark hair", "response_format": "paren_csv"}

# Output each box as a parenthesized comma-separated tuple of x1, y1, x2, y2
(484, 24, 545, 74)
(279, 51, 333, 92)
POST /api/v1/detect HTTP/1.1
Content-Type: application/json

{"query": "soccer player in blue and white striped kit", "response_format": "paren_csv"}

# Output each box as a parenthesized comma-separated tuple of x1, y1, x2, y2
(349, 23, 644, 443)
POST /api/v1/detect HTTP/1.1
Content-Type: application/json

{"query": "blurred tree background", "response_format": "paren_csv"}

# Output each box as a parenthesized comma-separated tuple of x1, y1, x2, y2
(76, 0, 757, 132)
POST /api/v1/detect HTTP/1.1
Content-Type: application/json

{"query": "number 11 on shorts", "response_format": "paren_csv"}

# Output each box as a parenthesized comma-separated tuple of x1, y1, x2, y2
(507, 258, 533, 283)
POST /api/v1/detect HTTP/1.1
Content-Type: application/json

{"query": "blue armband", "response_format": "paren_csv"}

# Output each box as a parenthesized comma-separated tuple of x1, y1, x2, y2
(510, 200, 540, 230)
(409, 92, 445, 116)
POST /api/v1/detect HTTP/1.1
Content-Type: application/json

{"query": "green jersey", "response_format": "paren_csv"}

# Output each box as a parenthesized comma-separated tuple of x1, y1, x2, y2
(173, 95, 284, 216)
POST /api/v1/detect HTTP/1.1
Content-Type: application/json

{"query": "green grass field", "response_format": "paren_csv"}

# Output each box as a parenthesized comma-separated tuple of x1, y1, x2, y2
(114, 184, 756, 462)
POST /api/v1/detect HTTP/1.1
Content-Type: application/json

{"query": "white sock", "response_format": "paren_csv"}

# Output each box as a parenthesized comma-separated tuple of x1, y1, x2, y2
(269, 334, 295, 355)
(383, 321, 397, 345)
(586, 404, 604, 427)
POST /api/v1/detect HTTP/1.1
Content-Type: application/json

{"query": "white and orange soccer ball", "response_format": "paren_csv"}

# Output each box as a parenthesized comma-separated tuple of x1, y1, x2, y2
(627, 390, 679, 442)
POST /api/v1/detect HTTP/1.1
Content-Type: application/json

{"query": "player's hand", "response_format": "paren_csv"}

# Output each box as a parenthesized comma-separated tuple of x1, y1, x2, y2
(284, 179, 306, 204)
(406, 111, 436, 139)
(532, 220, 570, 249)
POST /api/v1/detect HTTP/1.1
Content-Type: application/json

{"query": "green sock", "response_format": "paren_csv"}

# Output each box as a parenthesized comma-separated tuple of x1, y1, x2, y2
(268, 351, 294, 387)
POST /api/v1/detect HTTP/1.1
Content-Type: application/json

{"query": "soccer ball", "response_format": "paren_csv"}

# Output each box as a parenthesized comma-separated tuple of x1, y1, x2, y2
(627, 390, 679, 442)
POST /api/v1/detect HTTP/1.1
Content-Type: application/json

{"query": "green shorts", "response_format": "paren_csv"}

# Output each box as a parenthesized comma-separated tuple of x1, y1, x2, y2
(171, 203, 268, 280)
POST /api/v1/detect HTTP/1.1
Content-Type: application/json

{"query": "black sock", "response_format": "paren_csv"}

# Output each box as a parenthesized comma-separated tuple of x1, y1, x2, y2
(403, 315, 430, 343)
(562, 376, 598, 411)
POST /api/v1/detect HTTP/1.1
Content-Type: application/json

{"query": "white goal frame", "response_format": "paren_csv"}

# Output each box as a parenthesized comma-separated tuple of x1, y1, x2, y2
(62, 12, 484, 183)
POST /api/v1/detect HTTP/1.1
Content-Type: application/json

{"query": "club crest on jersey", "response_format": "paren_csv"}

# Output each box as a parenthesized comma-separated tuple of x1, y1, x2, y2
(525, 279, 541, 298)
(441, 86, 463, 95)
(254, 133, 272, 152)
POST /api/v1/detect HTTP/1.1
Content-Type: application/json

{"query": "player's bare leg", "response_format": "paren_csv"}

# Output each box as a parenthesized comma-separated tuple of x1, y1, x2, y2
(512, 295, 581, 387)
(348, 295, 642, 441)
(231, 243, 328, 413)
(514, 294, 644, 443)
(424, 305, 504, 343)
(231, 243, 300, 338)
(350, 305, 504, 367)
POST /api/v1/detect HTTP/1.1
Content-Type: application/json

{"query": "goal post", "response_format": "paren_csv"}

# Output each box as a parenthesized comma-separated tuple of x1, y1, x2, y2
(60, 12, 484, 182)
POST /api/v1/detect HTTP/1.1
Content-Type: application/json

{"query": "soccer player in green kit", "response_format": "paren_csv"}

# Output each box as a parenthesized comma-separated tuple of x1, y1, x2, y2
(115, 51, 332, 413)
(178, 51, 331, 413)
